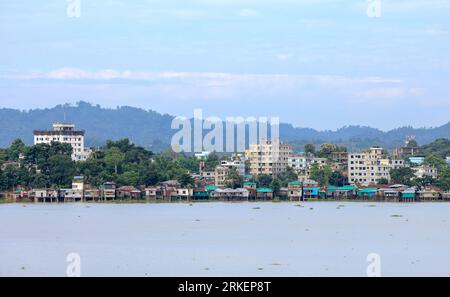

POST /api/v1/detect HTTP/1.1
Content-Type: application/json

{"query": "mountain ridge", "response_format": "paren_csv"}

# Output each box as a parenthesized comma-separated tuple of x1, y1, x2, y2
(0, 101, 448, 152)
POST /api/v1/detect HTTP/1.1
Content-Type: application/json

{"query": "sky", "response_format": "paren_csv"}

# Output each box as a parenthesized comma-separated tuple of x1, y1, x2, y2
(0, 0, 449, 130)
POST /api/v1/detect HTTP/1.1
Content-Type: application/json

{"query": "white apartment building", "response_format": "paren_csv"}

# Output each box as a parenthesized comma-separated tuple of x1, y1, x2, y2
(413, 165, 438, 179)
(288, 155, 311, 172)
(248, 139, 293, 177)
(348, 147, 405, 185)
(33, 123, 91, 161)
(214, 159, 246, 186)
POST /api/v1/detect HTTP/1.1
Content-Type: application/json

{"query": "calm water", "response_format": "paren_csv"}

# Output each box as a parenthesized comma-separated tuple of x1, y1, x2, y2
(1, 202, 450, 276)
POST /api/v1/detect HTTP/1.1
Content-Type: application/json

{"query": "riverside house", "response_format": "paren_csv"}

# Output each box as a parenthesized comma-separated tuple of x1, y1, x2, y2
(210, 188, 249, 201)
(256, 188, 273, 200)
(116, 186, 142, 200)
(144, 186, 163, 201)
(288, 181, 302, 201)
(102, 182, 116, 200)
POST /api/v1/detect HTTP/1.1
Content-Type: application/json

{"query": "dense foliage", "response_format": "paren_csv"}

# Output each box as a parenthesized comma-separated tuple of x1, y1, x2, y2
(0, 138, 207, 190)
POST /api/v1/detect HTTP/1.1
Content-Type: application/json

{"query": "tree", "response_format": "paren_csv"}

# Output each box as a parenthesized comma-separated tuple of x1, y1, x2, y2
(435, 166, 450, 191)
(377, 178, 389, 185)
(140, 163, 159, 186)
(257, 174, 273, 188)
(8, 139, 26, 161)
(304, 144, 315, 156)
(204, 152, 220, 171)
(277, 167, 298, 187)
(0, 149, 7, 165)
(317, 143, 347, 159)
(329, 171, 347, 187)
(104, 147, 125, 174)
(47, 155, 76, 187)
(106, 138, 134, 152)
(310, 164, 333, 186)
(420, 138, 450, 158)
(406, 139, 419, 148)
(270, 178, 281, 195)
(224, 167, 244, 189)
(414, 176, 436, 190)
(389, 167, 415, 186)
(117, 171, 140, 186)
(424, 153, 446, 170)
(0, 165, 20, 190)
(178, 172, 195, 187)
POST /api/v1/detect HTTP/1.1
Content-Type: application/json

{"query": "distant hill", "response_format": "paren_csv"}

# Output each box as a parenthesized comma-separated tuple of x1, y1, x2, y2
(0, 101, 448, 152)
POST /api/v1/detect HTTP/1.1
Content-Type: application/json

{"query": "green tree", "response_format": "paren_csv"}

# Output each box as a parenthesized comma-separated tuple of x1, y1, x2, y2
(406, 139, 419, 148)
(257, 174, 273, 188)
(178, 172, 195, 187)
(224, 167, 244, 189)
(204, 152, 220, 171)
(420, 138, 450, 158)
(0, 149, 7, 165)
(117, 171, 140, 186)
(376, 178, 389, 185)
(414, 176, 436, 190)
(8, 139, 26, 161)
(310, 164, 333, 186)
(435, 166, 450, 191)
(104, 147, 125, 174)
(389, 167, 415, 186)
(270, 178, 281, 195)
(47, 155, 76, 187)
(304, 144, 316, 156)
(277, 167, 298, 187)
(317, 143, 347, 159)
(329, 171, 347, 187)
(424, 153, 446, 170)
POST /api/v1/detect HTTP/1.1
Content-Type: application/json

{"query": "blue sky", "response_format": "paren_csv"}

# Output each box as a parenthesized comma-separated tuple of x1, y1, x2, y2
(0, 0, 449, 130)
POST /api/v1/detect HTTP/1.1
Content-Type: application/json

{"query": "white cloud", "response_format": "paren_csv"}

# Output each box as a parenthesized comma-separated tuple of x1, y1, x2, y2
(0, 68, 403, 86)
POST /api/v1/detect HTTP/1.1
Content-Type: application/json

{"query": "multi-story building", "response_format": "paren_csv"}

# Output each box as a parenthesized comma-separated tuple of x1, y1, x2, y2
(413, 165, 438, 179)
(348, 147, 405, 186)
(214, 159, 245, 187)
(288, 155, 311, 172)
(248, 139, 293, 177)
(33, 123, 91, 161)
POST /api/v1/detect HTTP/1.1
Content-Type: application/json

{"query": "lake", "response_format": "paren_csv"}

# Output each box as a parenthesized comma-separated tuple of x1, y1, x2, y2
(1, 202, 450, 276)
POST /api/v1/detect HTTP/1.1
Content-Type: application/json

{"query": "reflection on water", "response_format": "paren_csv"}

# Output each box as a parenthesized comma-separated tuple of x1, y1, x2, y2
(1, 202, 450, 276)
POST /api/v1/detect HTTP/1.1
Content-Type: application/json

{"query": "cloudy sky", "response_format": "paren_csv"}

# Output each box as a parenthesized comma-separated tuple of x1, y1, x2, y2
(0, 0, 449, 130)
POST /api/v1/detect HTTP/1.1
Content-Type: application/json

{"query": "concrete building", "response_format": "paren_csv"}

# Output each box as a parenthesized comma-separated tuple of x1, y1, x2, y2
(248, 139, 293, 177)
(288, 155, 311, 173)
(210, 188, 249, 201)
(413, 165, 438, 179)
(33, 123, 91, 161)
(348, 147, 405, 186)
(214, 159, 246, 186)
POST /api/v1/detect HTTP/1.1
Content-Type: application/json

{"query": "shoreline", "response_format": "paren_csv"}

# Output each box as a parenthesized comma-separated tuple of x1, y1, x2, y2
(2, 199, 450, 205)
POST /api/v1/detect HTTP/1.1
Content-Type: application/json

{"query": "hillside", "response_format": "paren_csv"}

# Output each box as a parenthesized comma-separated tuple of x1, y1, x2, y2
(0, 101, 448, 152)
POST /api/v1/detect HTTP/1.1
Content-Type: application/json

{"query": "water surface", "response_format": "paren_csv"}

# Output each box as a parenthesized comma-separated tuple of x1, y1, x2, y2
(1, 202, 450, 276)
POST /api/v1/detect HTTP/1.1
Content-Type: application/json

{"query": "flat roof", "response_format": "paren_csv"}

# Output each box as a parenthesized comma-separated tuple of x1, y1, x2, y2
(34, 130, 84, 136)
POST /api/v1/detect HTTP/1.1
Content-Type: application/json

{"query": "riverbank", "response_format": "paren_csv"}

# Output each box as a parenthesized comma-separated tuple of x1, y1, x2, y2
(2, 198, 450, 205)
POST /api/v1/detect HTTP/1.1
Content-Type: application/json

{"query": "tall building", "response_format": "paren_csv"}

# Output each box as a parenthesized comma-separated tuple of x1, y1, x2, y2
(248, 139, 293, 177)
(348, 147, 405, 185)
(33, 123, 91, 161)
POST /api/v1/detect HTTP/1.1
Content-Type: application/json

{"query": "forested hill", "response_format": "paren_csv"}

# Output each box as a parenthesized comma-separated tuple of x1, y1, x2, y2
(0, 101, 449, 152)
